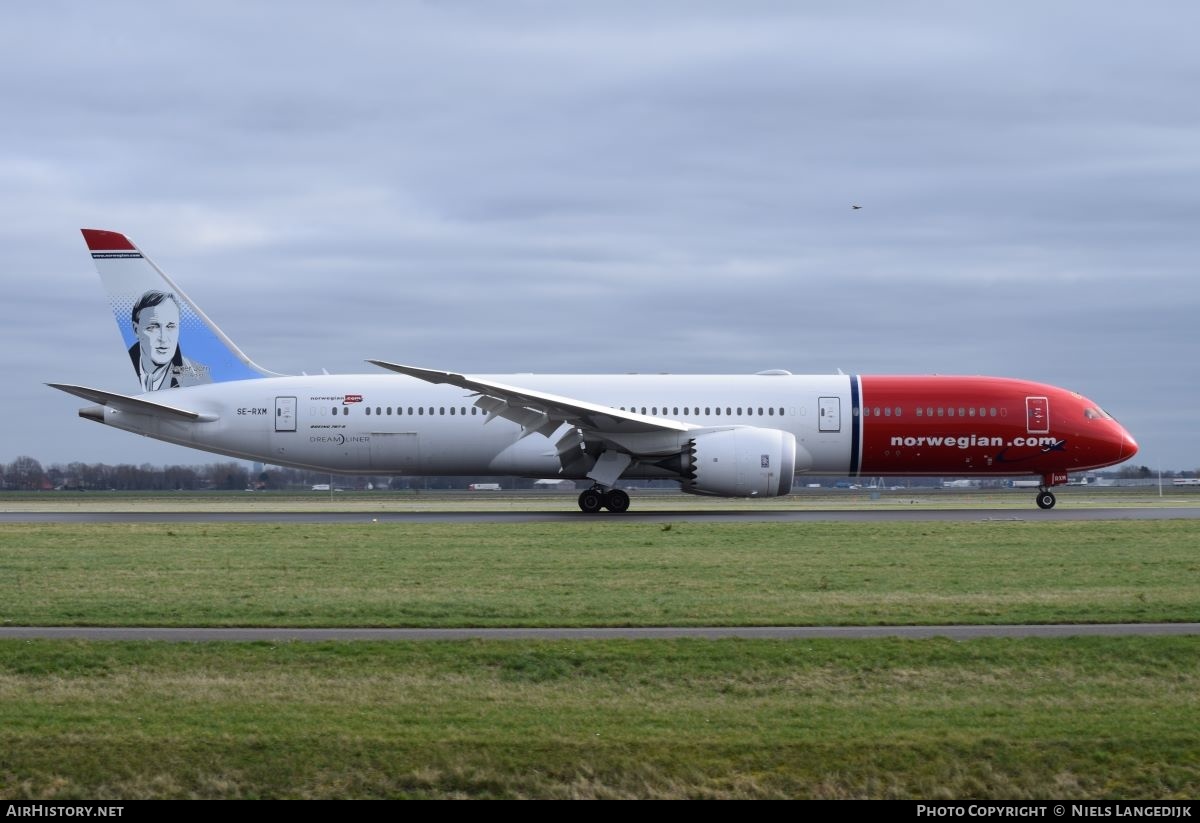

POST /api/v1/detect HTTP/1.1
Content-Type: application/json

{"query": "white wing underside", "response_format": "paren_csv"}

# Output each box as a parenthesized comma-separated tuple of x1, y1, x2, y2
(367, 360, 699, 481)
(367, 360, 695, 436)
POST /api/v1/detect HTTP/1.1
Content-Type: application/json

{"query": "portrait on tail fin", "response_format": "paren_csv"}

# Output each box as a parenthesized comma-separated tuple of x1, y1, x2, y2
(127, 290, 211, 391)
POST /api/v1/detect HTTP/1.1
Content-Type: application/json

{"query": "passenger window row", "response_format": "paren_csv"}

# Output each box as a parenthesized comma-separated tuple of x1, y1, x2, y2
(320, 406, 485, 417)
(858, 406, 1007, 418)
(618, 406, 785, 417)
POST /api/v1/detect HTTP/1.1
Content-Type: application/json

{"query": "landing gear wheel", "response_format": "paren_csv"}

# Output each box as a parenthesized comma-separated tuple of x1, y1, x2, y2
(578, 489, 605, 513)
(604, 488, 630, 513)
(1036, 491, 1056, 510)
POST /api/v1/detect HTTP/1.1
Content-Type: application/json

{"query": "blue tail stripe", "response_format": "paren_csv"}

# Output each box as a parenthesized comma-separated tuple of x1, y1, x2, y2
(849, 374, 861, 477)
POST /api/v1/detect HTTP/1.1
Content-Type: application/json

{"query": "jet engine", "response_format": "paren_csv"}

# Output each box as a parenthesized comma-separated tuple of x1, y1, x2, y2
(675, 426, 797, 497)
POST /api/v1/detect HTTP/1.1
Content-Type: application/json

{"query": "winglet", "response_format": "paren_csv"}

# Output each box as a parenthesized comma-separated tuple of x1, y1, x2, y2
(367, 360, 466, 386)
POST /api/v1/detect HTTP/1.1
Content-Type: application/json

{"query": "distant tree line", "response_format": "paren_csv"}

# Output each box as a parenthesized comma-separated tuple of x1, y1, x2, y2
(0, 455, 521, 492)
(1, 456, 252, 491)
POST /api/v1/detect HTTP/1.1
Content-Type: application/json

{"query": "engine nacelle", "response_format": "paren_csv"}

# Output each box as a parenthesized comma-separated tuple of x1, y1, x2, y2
(679, 426, 796, 497)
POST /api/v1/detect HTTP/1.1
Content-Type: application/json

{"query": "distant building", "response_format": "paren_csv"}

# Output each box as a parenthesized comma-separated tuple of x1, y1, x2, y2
(533, 479, 575, 491)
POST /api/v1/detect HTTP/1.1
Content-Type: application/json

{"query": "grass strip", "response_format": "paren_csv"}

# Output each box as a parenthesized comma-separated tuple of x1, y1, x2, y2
(1, 637, 1197, 799)
(1, 521, 1197, 626)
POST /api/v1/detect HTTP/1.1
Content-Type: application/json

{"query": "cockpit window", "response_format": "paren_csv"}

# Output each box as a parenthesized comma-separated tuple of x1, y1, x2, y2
(1084, 407, 1113, 421)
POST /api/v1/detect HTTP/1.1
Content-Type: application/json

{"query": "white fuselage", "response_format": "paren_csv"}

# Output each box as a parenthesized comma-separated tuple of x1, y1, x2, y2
(98, 373, 855, 478)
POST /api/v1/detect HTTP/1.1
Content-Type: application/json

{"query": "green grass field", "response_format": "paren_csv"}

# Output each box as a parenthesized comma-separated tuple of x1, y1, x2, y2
(1, 513, 1197, 799)
(2, 637, 1198, 799)
(1, 520, 1197, 626)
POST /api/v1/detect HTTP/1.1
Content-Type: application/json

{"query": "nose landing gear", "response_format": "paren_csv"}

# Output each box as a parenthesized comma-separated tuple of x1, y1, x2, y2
(1034, 472, 1068, 509)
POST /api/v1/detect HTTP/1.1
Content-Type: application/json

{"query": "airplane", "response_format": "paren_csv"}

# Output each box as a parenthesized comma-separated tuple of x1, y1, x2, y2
(49, 229, 1139, 513)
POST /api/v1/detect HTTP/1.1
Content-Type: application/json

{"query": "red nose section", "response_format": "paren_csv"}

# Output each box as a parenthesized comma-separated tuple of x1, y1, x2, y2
(1119, 427, 1139, 462)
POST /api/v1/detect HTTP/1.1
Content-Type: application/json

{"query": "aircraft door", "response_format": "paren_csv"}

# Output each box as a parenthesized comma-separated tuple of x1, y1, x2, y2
(1026, 396, 1049, 434)
(270, 396, 300, 464)
(370, 432, 421, 473)
(819, 397, 841, 432)
(275, 396, 297, 432)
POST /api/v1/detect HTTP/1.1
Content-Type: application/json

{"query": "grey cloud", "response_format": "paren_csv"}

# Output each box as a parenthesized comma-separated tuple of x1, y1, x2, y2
(2, 2, 1198, 468)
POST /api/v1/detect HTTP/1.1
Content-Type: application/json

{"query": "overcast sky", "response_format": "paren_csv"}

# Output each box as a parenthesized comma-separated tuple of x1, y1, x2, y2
(2, 1, 1197, 471)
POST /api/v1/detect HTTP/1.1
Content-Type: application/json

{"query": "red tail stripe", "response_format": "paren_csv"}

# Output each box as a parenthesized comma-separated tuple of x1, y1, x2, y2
(81, 228, 135, 251)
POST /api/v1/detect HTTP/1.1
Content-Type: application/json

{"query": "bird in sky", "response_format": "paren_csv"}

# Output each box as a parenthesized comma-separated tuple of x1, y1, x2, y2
(851, 205, 862, 210)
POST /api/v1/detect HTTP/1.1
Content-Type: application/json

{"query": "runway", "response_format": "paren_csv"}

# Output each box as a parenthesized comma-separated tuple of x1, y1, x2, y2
(3, 624, 1198, 641)
(2, 506, 1199, 523)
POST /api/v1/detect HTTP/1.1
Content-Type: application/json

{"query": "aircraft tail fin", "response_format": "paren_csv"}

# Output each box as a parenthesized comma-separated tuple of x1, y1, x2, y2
(81, 229, 278, 393)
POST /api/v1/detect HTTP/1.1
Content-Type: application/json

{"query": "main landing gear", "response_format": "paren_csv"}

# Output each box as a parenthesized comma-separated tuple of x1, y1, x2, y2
(578, 486, 630, 513)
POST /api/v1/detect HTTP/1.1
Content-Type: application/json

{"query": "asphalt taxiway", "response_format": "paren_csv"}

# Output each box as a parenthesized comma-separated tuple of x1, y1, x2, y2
(1, 624, 1198, 641)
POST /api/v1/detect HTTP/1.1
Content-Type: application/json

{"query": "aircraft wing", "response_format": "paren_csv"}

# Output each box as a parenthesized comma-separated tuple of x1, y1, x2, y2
(47, 383, 217, 422)
(367, 360, 696, 436)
